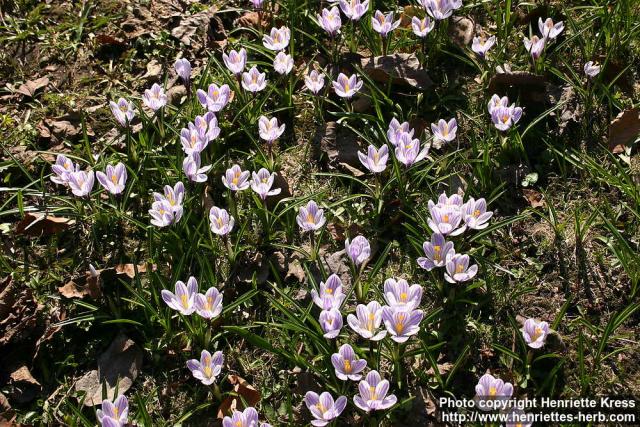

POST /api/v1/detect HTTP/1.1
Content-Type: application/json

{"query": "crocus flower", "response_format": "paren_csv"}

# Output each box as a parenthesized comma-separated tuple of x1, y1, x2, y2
(444, 253, 478, 283)
(345, 235, 370, 266)
(180, 124, 208, 155)
(161, 277, 198, 315)
(197, 83, 231, 112)
(523, 35, 545, 60)
(382, 306, 423, 343)
(305, 69, 325, 94)
(263, 26, 291, 51)
(183, 152, 212, 183)
(417, 233, 454, 271)
(222, 164, 250, 191)
(258, 115, 286, 144)
(273, 51, 294, 75)
(387, 118, 414, 146)
(332, 73, 362, 99)
(431, 118, 457, 143)
(296, 200, 326, 232)
(358, 144, 388, 173)
(250, 168, 281, 200)
(584, 61, 600, 78)
(521, 318, 549, 349)
(195, 287, 223, 319)
(428, 191, 464, 211)
(319, 308, 343, 339)
(304, 391, 348, 426)
(51, 154, 78, 185)
(371, 11, 400, 38)
(96, 163, 127, 195)
(347, 301, 387, 341)
(209, 206, 235, 236)
(109, 98, 135, 127)
(142, 83, 167, 111)
(194, 112, 221, 143)
(412, 16, 435, 38)
(187, 350, 223, 385)
(471, 35, 496, 58)
(222, 48, 247, 76)
(153, 182, 184, 213)
(311, 274, 345, 310)
(422, 0, 456, 21)
(428, 206, 464, 236)
(487, 94, 509, 114)
(462, 197, 492, 230)
(317, 6, 342, 37)
(68, 170, 94, 197)
(383, 278, 423, 311)
(249, 0, 264, 10)
(394, 133, 429, 167)
(223, 408, 270, 427)
(149, 199, 182, 227)
(353, 371, 397, 412)
(339, 0, 369, 21)
(538, 17, 564, 39)
(331, 344, 367, 381)
(96, 395, 128, 427)
(491, 105, 523, 131)
(174, 58, 191, 83)
(241, 66, 267, 93)
(474, 373, 513, 411)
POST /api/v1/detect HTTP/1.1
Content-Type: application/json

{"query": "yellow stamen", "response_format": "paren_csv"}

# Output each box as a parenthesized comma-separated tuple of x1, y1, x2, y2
(344, 359, 352, 373)
(181, 294, 188, 308)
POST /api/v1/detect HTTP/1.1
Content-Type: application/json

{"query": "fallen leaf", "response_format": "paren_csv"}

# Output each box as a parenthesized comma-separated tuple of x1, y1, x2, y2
(9, 366, 41, 403)
(58, 272, 101, 299)
(312, 122, 364, 172)
(362, 53, 433, 90)
(95, 34, 127, 47)
(114, 263, 150, 279)
(488, 71, 549, 107)
(15, 213, 75, 237)
(285, 259, 305, 283)
(142, 59, 163, 80)
(522, 189, 546, 208)
(15, 77, 49, 97)
(234, 11, 269, 29)
(448, 16, 475, 47)
(426, 362, 453, 376)
(609, 108, 640, 154)
(217, 375, 261, 418)
(172, 7, 227, 50)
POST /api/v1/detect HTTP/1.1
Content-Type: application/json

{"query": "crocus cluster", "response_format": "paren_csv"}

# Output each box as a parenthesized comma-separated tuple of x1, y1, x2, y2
(384, 119, 429, 168)
(161, 276, 223, 319)
(179, 112, 220, 183)
(150, 182, 184, 227)
(97, 395, 128, 427)
(51, 155, 95, 197)
(523, 17, 564, 61)
(488, 94, 523, 131)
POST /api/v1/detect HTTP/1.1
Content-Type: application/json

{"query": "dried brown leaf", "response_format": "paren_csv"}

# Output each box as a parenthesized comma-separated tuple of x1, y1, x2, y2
(15, 77, 49, 97)
(609, 108, 640, 154)
(362, 54, 433, 90)
(217, 375, 261, 418)
(15, 213, 75, 237)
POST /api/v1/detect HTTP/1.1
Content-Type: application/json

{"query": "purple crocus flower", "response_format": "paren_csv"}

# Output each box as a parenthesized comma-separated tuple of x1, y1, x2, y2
(153, 182, 185, 213)
(523, 35, 545, 60)
(96, 163, 127, 195)
(96, 395, 128, 427)
(142, 83, 167, 111)
(242, 66, 267, 93)
(274, 51, 294, 75)
(353, 371, 397, 412)
(387, 118, 414, 147)
(183, 152, 211, 183)
(339, 0, 369, 21)
(222, 408, 261, 427)
(187, 350, 223, 385)
(263, 26, 291, 51)
(51, 154, 78, 185)
(345, 235, 370, 266)
(382, 306, 423, 343)
(471, 36, 496, 58)
(487, 94, 509, 114)
(109, 98, 135, 127)
(149, 199, 182, 227)
(68, 170, 94, 197)
(311, 274, 345, 310)
(250, 168, 281, 200)
(222, 48, 247, 76)
(428, 191, 464, 211)
(332, 73, 363, 99)
(412, 16, 435, 38)
(174, 58, 191, 83)
(209, 206, 234, 236)
(383, 278, 423, 311)
(474, 373, 514, 411)
(431, 118, 457, 143)
(444, 253, 478, 283)
(297, 200, 326, 232)
(584, 61, 600, 78)
(305, 69, 325, 94)
(538, 17, 564, 40)
(331, 344, 367, 381)
(249, 0, 264, 10)
(428, 206, 465, 236)
(417, 233, 454, 271)
(304, 391, 348, 426)
(222, 164, 250, 191)
(317, 6, 342, 37)
(319, 308, 343, 339)
(521, 318, 549, 349)
(358, 144, 388, 173)
(394, 133, 429, 167)
(258, 116, 285, 144)
(197, 83, 231, 112)
(462, 197, 493, 230)
(195, 287, 223, 319)
(347, 301, 387, 341)
(161, 277, 198, 315)
(372, 11, 401, 38)
(491, 105, 523, 131)
(421, 0, 456, 21)
(180, 124, 208, 155)
(194, 112, 221, 143)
